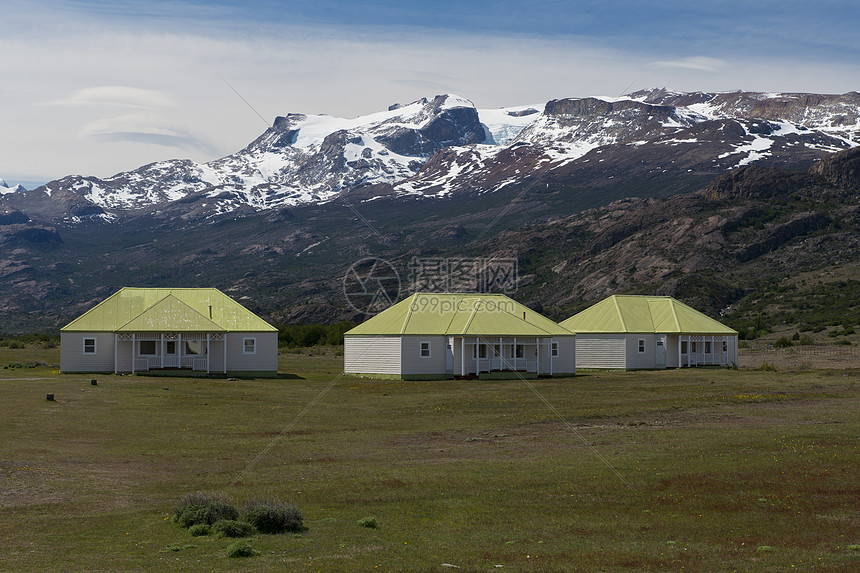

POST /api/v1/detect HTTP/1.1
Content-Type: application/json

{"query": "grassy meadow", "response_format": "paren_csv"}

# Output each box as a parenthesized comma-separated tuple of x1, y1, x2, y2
(1, 345, 858, 571)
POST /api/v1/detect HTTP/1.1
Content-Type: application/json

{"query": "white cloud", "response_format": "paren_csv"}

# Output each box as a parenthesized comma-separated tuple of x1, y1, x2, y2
(79, 113, 216, 153)
(45, 86, 177, 109)
(2, 2, 860, 186)
(648, 57, 729, 73)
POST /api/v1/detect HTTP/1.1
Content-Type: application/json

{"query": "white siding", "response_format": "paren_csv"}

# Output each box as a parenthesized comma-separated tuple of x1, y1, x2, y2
(626, 334, 657, 369)
(60, 332, 116, 373)
(344, 336, 402, 375)
(665, 335, 680, 368)
(225, 332, 277, 372)
(551, 336, 577, 375)
(400, 336, 448, 376)
(575, 334, 626, 369)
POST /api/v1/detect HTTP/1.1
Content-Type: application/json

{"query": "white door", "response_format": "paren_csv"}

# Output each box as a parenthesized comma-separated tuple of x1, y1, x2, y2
(655, 335, 666, 369)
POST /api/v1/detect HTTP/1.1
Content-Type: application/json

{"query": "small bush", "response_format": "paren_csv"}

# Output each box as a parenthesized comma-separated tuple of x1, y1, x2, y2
(226, 540, 258, 558)
(188, 524, 211, 537)
(758, 361, 778, 372)
(357, 516, 377, 528)
(212, 519, 255, 538)
(243, 499, 303, 534)
(756, 545, 774, 553)
(173, 491, 239, 527)
(773, 336, 792, 348)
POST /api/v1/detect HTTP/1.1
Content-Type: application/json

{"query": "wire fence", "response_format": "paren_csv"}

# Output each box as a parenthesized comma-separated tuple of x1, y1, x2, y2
(740, 344, 858, 356)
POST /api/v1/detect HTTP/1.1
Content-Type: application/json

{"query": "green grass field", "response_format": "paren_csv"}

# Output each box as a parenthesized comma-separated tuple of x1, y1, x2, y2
(1, 346, 858, 572)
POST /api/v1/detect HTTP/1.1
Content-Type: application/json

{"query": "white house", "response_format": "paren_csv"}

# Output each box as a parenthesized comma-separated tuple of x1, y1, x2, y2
(344, 293, 576, 380)
(60, 287, 278, 376)
(560, 295, 738, 369)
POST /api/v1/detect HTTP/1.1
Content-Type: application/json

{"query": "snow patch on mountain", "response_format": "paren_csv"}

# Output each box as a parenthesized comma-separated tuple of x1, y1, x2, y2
(0, 179, 26, 194)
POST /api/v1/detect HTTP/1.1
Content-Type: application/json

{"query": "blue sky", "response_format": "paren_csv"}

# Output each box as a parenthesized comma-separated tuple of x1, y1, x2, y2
(2, 0, 859, 187)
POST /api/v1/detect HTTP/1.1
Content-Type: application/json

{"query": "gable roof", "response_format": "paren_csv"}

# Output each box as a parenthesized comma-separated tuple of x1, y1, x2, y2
(345, 293, 574, 337)
(61, 288, 276, 332)
(560, 295, 737, 335)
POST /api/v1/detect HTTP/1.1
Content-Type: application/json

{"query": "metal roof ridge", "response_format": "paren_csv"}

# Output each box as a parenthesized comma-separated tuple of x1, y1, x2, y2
(399, 294, 416, 335)
(611, 295, 628, 332)
(115, 293, 175, 332)
(460, 295, 482, 335)
(669, 298, 682, 332)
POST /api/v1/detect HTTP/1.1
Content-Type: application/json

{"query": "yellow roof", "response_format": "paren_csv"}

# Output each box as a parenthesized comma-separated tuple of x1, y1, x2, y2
(61, 288, 276, 332)
(560, 295, 736, 335)
(346, 293, 574, 337)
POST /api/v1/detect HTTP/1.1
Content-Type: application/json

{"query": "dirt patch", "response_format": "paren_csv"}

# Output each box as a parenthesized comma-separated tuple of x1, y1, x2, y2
(739, 347, 860, 370)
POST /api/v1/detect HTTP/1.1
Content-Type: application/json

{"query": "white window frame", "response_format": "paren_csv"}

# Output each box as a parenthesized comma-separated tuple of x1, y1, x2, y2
(638, 339, 646, 353)
(419, 341, 431, 358)
(551, 342, 559, 357)
(704, 341, 712, 354)
(243, 337, 257, 355)
(83, 337, 96, 354)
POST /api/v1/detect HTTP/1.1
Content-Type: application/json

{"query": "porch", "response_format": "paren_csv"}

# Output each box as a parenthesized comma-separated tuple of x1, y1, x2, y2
(452, 336, 559, 378)
(114, 333, 227, 374)
(677, 334, 738, 368)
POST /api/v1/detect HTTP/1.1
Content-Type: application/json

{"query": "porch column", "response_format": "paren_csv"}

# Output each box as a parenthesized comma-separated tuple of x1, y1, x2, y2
(687, 335, 690, 368)
(131, 334, 135, 374)
(513, 337, 517, 370)
(160, 333, 165, 369)
(461, 337, 465, 376)
(207, 334, 211, 374)
(224, 336, 227, 374)
(536, 337, 540, 374)
(114, 333, 118, 375)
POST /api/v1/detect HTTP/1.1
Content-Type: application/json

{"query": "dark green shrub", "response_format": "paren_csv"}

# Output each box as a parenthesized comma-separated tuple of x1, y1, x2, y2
(357, 516, 377, 528)
(212, 519, 255, 538)
(188, 524, 211, 536)
(758, 361, 778, 372)
(799, 335, 814, 346)
(226, 540, 258, 558)
(173, 491, 239, 527)
(773, 336, 792, 348)
(243, 499, 303, 534)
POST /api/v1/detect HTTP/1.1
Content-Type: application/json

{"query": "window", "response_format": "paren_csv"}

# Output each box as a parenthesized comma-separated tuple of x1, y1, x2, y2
(723, 340, 728, 353)
(681, 341, 688, 354)
(243, 338, 256, 355)
(691, 342, 698, 353)
(515, 344, 524, 358)
(139, 341, 157, 355)
(638, 339, 646, 353)
(419, 341, 431, 358)
(705, 341, 712, 354)
(165, 341, 176, 354)
(83, 338, 96, 354)
(185, 340, 203, 355)
(551, 342, 559, 357)
(493, 344, 501, 357)
(473, 344, 487, 359)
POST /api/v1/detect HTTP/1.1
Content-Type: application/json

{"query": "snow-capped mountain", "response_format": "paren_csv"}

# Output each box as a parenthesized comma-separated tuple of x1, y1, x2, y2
(5, 90, 860, 223)
(0, 179, 26, 195)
